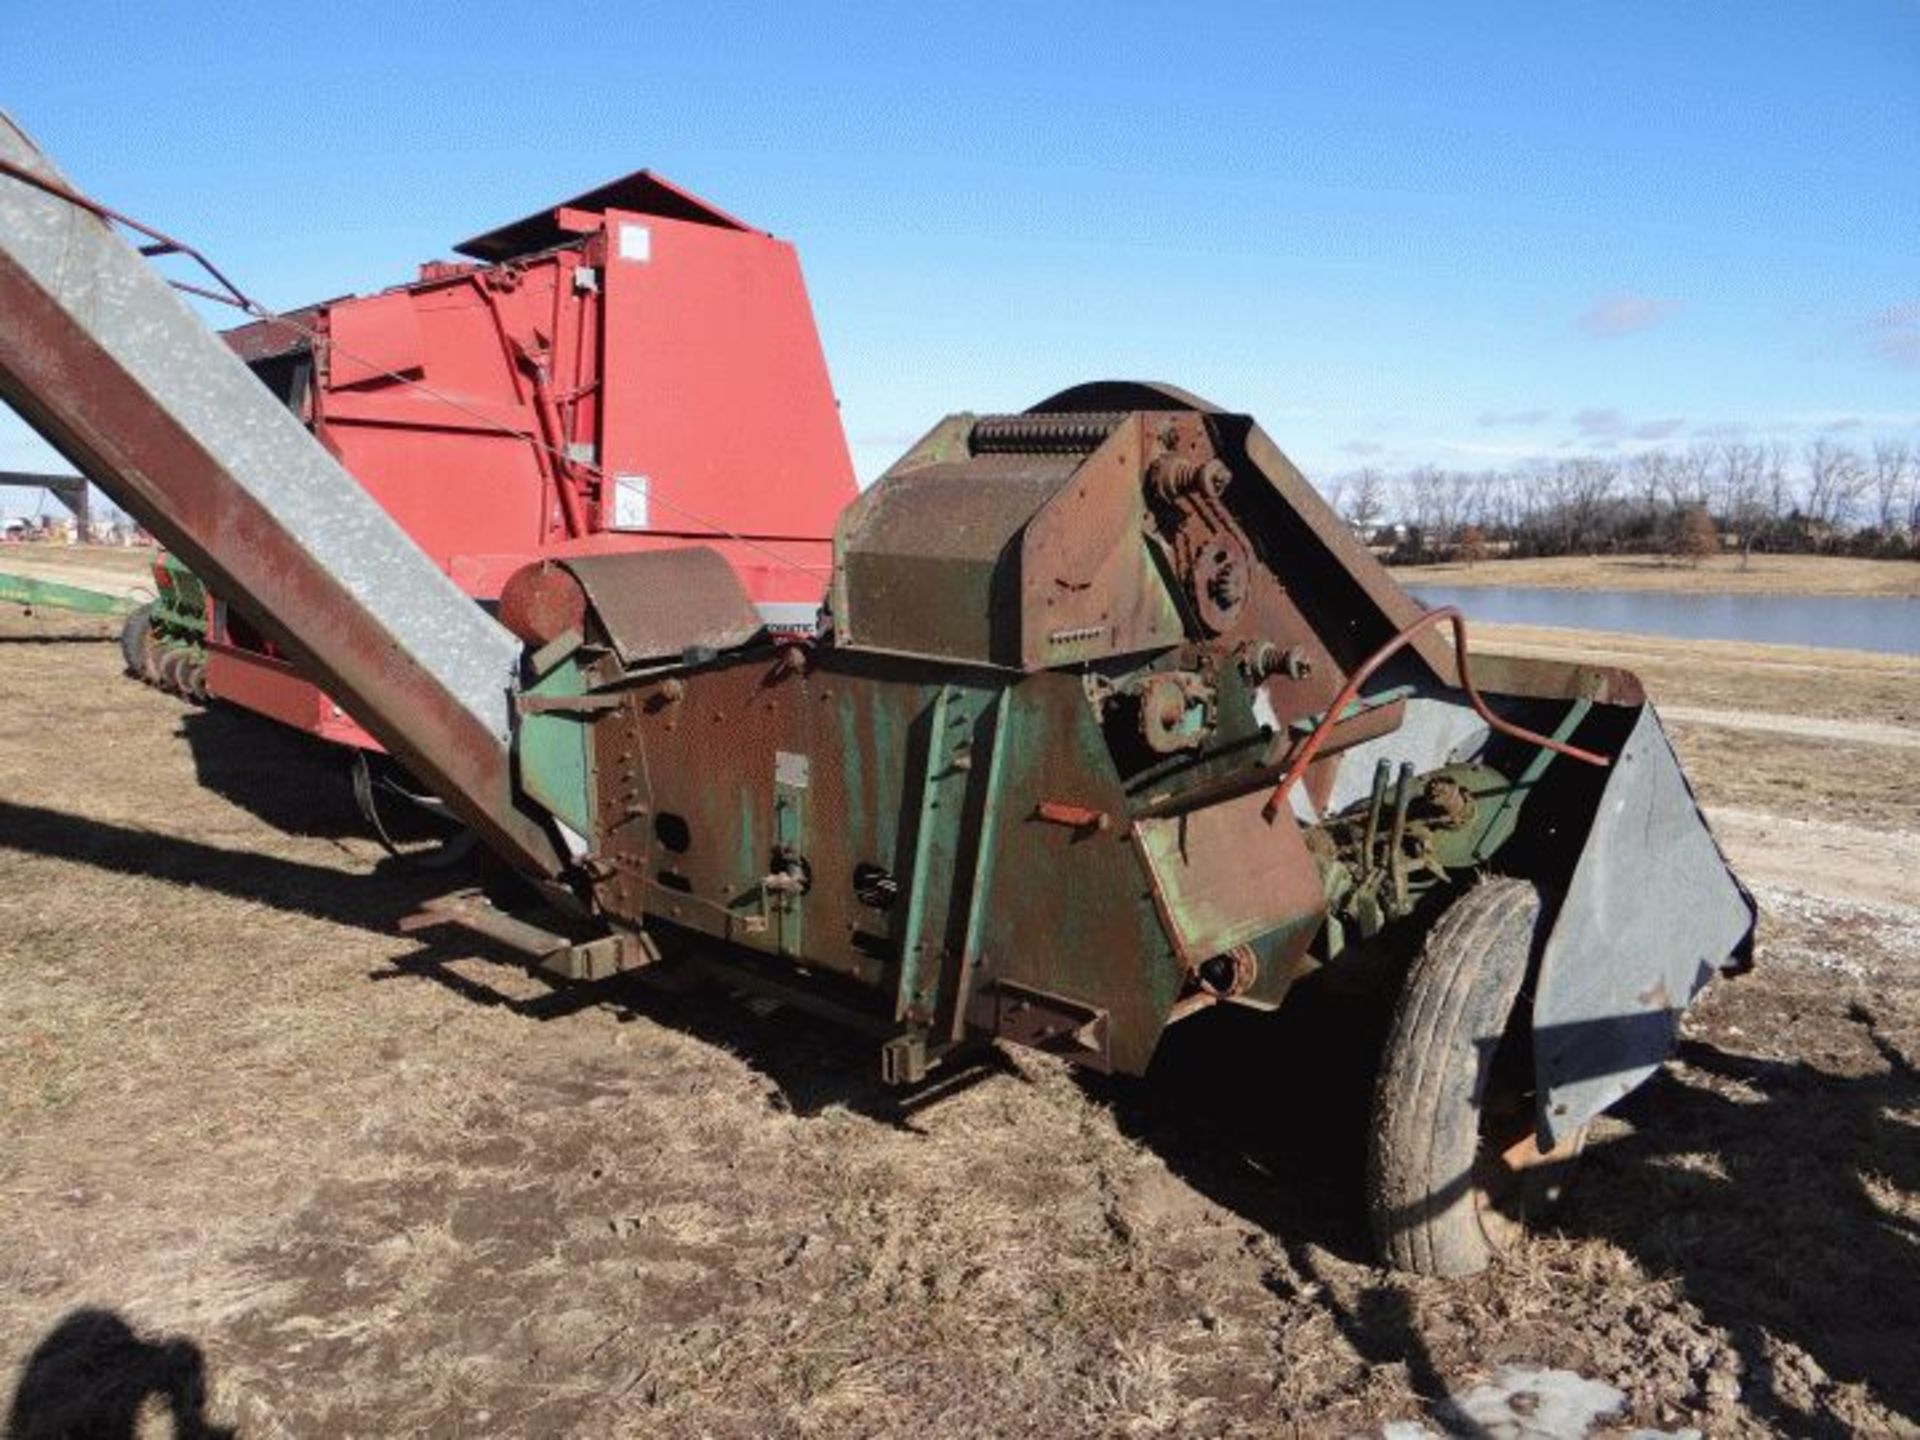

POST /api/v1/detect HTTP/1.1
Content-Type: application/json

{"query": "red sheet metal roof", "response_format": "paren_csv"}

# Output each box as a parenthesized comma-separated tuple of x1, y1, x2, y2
(453, 170, 755, 262)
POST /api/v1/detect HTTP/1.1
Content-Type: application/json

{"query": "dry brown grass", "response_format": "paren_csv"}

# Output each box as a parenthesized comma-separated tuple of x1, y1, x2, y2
(0, 608, 1914, 1435)
(1395, 552, 1920, 596)
(1476, 622, 1920, 724)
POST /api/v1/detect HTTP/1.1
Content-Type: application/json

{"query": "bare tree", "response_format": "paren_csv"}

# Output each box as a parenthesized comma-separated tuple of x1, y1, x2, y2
(1458, 470, 1500, 534)
(1531, 458, 1619, 554)
(1509, 458, 1550, 544)
(1717, 442, 1769, 564)
(1908, 453, 1920, 537)
(1802, 438, 1868, 540)
(1566, 458, 1619, 553)
(1404, 466, 1460, 556)
(1371, 433, 1910, 562)
(1870, 439, 1913, 535)
(1630, 449, 1674, 530)
(1666, 444, 1715, 510)
(1763, 442, 1793, 527)
(1346, 468, 1387, 538)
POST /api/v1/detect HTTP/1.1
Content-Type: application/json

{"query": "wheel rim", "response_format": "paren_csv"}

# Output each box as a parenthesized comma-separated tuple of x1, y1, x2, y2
(1472, 1099, 1589, 1252)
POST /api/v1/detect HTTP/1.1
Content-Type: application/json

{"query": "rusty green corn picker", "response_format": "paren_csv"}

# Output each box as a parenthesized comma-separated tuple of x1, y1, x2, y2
(0, 116, 1754, 1277)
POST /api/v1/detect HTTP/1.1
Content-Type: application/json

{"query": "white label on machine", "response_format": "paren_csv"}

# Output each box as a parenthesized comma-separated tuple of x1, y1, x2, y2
(618, 222, 652, 262)
(612, 474, 650, 529)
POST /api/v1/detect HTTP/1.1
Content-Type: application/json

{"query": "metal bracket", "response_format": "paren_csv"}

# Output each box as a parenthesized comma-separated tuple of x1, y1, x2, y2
(398, 890, 658, 980)
(880, 1031, 930, 1086)
(984, 981, 1110, 1068)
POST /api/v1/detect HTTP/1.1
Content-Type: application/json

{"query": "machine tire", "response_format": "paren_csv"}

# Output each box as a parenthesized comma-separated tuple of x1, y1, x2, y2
(119, 602, 154, 677)
(1368, 876, 1580, 1277)
(155, 646, 187, 695)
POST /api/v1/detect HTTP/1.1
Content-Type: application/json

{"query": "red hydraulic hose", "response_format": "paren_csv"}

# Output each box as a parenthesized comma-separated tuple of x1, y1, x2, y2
(1261, 605, 1610, 823)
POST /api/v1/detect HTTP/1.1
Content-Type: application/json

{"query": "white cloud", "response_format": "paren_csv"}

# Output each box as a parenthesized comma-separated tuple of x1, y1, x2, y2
(1578, 292, 1685, 338)
(1630, 418, 1685, 441)
(1865, 302, 1920, 369)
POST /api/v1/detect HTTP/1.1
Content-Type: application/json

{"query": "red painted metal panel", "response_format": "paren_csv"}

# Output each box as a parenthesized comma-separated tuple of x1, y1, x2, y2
(597, 208, 856, 576)
(456, 169, 752, 261)
(199, 172, 854, 745)
(323, 425, 548, 578)
(327, 288, 425, 388)
(205, 645, 379, 748)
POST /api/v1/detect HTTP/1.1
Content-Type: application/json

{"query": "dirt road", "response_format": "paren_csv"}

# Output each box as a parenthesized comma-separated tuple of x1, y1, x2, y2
(1, 610, 1914, 1436)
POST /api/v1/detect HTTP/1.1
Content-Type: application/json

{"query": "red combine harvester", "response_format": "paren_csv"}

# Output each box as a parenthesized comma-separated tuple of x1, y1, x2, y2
(132, 171, 855, 751)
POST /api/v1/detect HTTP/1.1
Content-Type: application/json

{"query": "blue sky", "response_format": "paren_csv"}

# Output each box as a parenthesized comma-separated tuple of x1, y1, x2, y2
(3, 1, 1916, 496)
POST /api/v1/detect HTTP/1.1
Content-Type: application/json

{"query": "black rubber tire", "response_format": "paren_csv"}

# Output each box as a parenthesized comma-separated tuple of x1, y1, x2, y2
(156, 646, 188, 695)
(119, 602, 155, 677)
(1368, 876, 1544, 1277)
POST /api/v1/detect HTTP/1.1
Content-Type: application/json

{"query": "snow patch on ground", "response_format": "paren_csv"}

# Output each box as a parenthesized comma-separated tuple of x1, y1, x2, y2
(1382, 1364, 1706, 1439)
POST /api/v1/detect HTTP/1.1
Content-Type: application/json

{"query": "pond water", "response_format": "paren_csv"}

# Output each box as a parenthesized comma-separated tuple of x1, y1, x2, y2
(1405, 584, 1920, 657)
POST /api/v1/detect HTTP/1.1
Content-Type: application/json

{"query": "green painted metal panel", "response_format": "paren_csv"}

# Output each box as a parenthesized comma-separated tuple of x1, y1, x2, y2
(518, 657, 594, 838)
(0, 570, 135, 615)
(949, 687, 1012, 1041)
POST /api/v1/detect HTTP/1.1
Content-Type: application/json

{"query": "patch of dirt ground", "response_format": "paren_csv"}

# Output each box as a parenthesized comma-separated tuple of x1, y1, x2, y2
(0, 607, 1915, 1436)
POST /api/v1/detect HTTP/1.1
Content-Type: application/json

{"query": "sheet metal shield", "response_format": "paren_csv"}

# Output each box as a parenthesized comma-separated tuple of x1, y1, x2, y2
(1132, 789, 1327, 967)
(1532, 705, 1755, 1142)
(559, 547, 762, 664)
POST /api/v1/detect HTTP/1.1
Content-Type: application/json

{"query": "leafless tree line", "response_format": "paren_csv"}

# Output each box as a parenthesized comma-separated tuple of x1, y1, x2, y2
(1323, 437, 1919, 562)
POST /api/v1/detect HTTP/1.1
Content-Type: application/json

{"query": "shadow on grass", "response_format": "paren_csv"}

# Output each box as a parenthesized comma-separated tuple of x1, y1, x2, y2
(0, 794, 994, 1133)
(376, 935, 1029, 1130)
(1090, 978, 1472, 1416)
(1566, 1020, 1919, 1434)
(1090, 979, 1920, 1433)
(0, 799, 440, 937)
(176, 704, 409, 842)
(1092, 968, 1403, 1264)
(5, 1308, 233, 1440)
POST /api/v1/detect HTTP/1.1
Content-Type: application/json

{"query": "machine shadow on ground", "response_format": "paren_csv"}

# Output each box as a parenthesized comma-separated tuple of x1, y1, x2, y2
(176, 703, 419, 844)
(0, 632, 125, 646)
(1096, 984, 1920, 1433)
(4, 1308, 233, 1440)
(1094, 986, 1476, 1419)
(377, 936, 1036, 1132)
(1568, 1028, 1919, 1433)
(0, 800, 440, 940)
(1095, 985, 1390, 1265)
